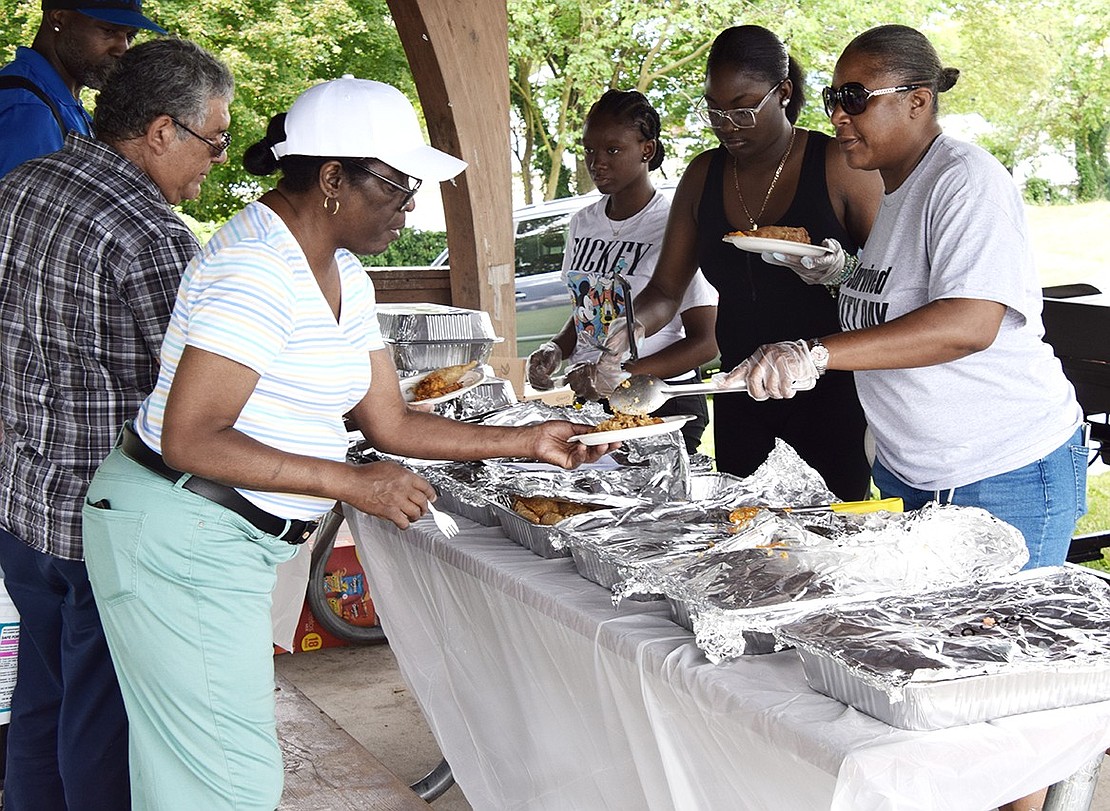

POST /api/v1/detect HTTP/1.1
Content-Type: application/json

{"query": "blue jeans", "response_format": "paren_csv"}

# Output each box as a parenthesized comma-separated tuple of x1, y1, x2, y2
(872, 427, 1088, 569)
(0, 527, 130, 811)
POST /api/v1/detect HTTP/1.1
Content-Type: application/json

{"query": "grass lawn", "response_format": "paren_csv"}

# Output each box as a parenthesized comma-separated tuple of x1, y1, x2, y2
(696, 200, 1110, 572)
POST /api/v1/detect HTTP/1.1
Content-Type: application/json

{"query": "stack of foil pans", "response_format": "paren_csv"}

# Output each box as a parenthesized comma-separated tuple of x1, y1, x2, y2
(377, 303, 504, 373)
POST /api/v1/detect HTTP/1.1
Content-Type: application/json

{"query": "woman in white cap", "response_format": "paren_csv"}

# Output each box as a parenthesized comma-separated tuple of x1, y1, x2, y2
(81, 76, 615, 810)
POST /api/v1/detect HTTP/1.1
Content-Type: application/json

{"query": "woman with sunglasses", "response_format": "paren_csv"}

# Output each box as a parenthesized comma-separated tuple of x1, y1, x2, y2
(80, 77, 615, 810)
(724, 28, 1086, 574)
(627, 25, 883, 499)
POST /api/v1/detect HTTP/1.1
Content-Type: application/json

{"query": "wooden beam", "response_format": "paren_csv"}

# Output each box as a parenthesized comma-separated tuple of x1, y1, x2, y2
(387, 0, 516, 350)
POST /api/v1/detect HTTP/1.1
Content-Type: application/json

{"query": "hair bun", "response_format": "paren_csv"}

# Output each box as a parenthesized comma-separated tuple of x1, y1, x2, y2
(938, 67, 960, 93)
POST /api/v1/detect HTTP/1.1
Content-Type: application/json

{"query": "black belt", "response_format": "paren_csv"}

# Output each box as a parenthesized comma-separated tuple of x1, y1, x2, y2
(119, 423, 316, 544)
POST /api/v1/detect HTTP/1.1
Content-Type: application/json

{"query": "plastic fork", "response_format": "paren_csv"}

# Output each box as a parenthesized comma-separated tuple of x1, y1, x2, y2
(426, 500, 459, 538)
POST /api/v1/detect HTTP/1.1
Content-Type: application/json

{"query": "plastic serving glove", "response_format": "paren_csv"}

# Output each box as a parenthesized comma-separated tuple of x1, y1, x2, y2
(761, 238, 847, 285)
(721, 340, 819, 401)
(566, 360, 630, 401)
(526, 341, 563, 390)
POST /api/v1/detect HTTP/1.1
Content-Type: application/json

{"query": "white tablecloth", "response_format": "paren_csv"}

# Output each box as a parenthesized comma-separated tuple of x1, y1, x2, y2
(345, 508, 1110, 811)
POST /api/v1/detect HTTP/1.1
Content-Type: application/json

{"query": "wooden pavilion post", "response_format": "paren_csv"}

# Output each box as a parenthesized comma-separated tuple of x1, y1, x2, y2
(387, 0, 517, 350)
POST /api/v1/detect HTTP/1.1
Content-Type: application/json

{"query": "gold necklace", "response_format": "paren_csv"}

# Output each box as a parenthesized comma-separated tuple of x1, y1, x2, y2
(732, 126, 796, 230)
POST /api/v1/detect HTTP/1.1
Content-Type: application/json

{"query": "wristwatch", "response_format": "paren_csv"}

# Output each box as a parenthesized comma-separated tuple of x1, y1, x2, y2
(807, 338, 829, 376)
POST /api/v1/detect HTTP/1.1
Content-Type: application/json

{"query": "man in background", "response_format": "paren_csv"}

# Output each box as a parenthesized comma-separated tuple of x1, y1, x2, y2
(0, 38, 233, 810)
(0, 0, 165, 177)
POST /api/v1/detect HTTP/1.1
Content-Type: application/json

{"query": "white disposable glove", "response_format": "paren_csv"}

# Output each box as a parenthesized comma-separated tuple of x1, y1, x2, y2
(761, 238, 852, 286)
(526, 341, 563, 390)
(717, 340, 819, 401)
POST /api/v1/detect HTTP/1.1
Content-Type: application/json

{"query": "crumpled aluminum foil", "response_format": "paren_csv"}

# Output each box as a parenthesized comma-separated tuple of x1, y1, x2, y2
(695, 438, 836, 508)
(620, 503, 1029, 662)
(776, 567, 1110, 702)
(550, 438, 843, 582)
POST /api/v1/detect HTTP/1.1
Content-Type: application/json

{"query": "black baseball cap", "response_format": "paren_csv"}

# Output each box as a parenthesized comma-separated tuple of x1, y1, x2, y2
(42, 0, 167, 34)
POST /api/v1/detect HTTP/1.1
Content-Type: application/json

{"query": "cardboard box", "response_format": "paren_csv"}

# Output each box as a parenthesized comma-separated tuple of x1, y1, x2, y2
(276, 542, 377, 654)
(489, 353, 526, 399)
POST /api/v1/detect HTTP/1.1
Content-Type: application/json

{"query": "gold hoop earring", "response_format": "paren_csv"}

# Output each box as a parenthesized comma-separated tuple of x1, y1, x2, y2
(323, 196, 340, 216)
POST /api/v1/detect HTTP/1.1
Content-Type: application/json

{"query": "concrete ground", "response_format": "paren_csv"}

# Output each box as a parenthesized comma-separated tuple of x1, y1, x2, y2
(276, 644, 472, 810)
(276, 642, 1110, 811)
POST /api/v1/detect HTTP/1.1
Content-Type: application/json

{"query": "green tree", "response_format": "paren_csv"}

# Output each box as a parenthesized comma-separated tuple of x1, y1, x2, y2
(0, 0, 415, 221)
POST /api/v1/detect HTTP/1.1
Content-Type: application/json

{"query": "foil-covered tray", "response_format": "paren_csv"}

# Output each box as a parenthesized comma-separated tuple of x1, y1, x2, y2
(554, 502, 732, 591)
(434, 486, 499, 527)
(419, 462, 500, 526)
(629, 503, 1029, 662)
(778, 567, 1110, 729)
(377, 303, 505, 373)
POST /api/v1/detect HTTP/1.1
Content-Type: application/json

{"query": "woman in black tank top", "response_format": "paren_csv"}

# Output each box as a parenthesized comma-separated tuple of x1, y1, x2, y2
(632, 25, 883, 499)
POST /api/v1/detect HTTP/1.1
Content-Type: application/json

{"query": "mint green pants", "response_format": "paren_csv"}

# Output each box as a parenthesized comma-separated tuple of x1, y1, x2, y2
(83, 448, 300, 810)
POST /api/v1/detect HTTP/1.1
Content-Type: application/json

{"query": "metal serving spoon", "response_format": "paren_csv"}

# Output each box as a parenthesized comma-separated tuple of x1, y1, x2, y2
(607, 374, 747, 415)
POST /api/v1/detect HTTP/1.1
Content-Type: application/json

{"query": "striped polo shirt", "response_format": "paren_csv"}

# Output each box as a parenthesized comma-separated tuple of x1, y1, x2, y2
(136, 201, 381, 520)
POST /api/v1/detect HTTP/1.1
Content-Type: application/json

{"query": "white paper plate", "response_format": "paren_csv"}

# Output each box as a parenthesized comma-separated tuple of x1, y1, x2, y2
(722, 234, 833, 258)
(569, 415, 694, 446)
(400, 369, 485, 405)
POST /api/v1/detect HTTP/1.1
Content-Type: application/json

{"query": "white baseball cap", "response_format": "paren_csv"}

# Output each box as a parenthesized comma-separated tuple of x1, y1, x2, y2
(271, 76, 467, 183)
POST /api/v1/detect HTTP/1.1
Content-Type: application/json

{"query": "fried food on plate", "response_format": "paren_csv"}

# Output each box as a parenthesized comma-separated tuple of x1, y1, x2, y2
(727, 225, 811, 244)
(591, 412, 663, 433)
(411, 361, 477, 402)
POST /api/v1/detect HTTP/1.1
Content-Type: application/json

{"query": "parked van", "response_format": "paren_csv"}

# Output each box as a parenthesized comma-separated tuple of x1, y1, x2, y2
(433, 182, 678, 356)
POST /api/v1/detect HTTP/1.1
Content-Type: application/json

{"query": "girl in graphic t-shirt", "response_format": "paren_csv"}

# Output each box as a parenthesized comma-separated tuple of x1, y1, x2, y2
(526, 89, 719, 454)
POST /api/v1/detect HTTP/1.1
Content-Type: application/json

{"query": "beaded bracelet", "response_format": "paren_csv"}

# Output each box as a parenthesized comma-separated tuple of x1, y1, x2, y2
(824, 254, 860, 296)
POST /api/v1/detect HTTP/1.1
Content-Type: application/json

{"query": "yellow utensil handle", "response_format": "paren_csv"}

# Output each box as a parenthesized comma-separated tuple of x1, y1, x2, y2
(828, 497, 904, 514)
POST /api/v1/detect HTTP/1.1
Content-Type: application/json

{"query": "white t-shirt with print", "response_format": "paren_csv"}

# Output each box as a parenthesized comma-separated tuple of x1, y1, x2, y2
(562, 190, 718, 380)
(839, 134, 1081, 490)
(137, 201, 383, 520)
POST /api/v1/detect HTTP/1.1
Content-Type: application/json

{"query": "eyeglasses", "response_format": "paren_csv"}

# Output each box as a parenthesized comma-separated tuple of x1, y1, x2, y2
(170, 117, 231, 158)
(351, 162, 422, 210)
(695, 80, 784, 129)
(821, 82, 926, 117)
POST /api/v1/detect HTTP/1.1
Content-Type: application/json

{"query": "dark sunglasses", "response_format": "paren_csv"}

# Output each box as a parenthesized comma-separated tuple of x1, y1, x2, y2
(351, 162, 422, 211)
(170, 118, 231, 158)
(821, 82, 926, 117)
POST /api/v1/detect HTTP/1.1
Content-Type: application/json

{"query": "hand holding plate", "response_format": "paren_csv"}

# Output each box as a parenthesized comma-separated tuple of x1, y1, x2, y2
(761, 238, 848, 285)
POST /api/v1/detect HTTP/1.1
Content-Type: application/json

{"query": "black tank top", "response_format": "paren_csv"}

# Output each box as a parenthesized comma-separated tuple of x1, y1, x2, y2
(696, 131, 857, 368)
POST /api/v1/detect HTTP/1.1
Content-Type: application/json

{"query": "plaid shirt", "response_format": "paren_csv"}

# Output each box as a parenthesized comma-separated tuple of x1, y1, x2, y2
(0, 133, 200, 560)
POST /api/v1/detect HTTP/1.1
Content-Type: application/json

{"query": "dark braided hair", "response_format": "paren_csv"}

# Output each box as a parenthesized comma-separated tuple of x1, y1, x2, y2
(586, 88, 665, 171)
(841, 25, 960, 113)
(706, 25, 805, 125)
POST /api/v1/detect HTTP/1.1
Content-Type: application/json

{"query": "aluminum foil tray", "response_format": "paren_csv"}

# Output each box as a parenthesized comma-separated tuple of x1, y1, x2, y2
(628, 503, 1030, 662)
(668, 597, 777, 654)
(377, 303, 498, 343)
(489, 500, 573, 559)
(778, 567, 1110, 729)
(387, 339, 501, 373)
(420, 463, 500, 526)
(570, 545, 622, 590)
(554, 502, 732, 594)
(434, 486, 498, 527)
